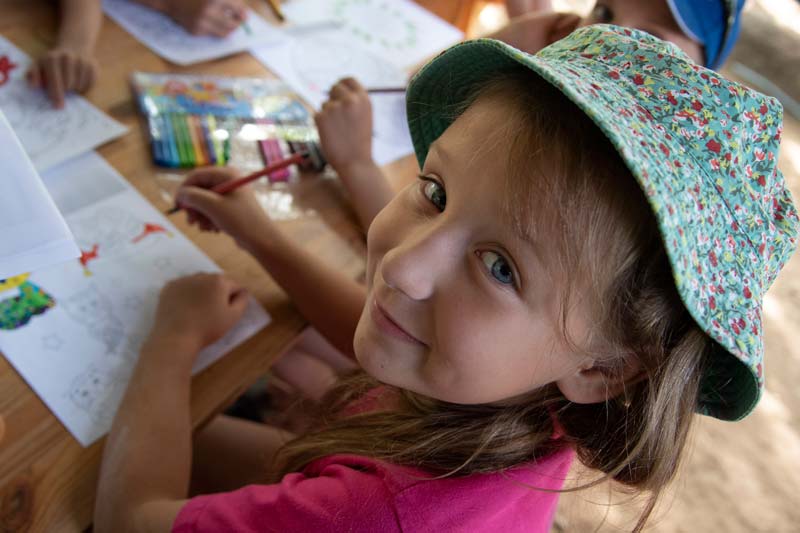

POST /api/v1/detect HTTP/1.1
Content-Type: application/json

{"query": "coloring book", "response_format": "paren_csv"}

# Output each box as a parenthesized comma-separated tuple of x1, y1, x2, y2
(0, 152, 270, 446)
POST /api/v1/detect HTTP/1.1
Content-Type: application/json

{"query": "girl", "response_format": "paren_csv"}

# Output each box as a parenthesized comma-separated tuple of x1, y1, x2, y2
(94, 25, 797, 532)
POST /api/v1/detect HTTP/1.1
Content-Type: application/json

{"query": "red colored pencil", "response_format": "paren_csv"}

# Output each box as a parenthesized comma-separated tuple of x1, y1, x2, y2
(166, 152, 307, 215)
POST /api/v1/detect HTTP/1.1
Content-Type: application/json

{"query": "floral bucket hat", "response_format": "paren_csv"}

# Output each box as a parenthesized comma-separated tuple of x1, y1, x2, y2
(406, 24, 799, 421)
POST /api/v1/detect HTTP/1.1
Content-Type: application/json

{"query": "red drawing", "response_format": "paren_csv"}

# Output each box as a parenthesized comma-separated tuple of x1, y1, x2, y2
(131, 223, 172, 244)
(79, 244, 100, 276)
(0, 55, 18, 86)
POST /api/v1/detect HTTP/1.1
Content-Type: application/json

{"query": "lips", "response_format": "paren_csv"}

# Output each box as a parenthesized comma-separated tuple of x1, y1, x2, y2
(370, 297, 425, 346)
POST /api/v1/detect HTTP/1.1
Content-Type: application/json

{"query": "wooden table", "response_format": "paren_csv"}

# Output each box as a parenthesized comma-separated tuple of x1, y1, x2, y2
(0, 1, 451, 530)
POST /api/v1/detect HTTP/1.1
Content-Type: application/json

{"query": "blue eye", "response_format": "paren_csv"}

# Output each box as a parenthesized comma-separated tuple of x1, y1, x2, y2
(421, 178, 446, 211)
(479, 251, 515, 285)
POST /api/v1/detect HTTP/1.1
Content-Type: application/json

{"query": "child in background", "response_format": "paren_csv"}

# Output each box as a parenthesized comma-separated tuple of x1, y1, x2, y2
(94, 25, 797, 532)
(492, 0, 746, 70)
(131, 0, 249, 37)
(27, 0, 102, 108)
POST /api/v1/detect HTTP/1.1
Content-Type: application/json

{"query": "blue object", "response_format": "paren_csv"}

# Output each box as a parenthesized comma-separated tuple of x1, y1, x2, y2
(666, 0, 746, 69)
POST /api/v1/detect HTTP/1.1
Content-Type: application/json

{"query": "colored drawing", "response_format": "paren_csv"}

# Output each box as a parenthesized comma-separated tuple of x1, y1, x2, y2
(79, 244, 100, 276)
(0, 276, 55, 330)
(131, 222, 172, 243)
(0, 55, 18, 86)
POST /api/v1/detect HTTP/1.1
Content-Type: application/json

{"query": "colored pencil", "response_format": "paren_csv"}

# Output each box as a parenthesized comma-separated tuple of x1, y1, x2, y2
(265, 0, 285, 22)
(366, 87, 406, 94)
(166, 152, 307, 215)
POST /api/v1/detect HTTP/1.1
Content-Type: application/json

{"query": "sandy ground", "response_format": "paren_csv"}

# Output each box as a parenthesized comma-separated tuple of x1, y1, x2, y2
(547, 1, 800, 531)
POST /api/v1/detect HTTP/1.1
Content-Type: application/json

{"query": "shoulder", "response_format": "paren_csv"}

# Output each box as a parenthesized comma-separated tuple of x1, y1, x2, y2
(172, 454, 411, 533)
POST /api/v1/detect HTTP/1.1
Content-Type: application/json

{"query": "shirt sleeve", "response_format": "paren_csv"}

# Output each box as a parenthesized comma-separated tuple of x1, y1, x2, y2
(172, 460, 402, 533)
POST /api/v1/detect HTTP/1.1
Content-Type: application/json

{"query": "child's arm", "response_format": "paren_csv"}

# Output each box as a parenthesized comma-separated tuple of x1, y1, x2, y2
(505, 0, 552, 18)
(176, 171, 366, 358)
(27, 0, 102, 108)
(94, 274, 248, 532)
(132, 0, 248, 37)
(487, 10, 580, 54)
(315, 78, 396, 233)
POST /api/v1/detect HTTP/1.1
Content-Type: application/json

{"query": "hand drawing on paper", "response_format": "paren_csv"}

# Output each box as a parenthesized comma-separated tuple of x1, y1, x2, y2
(0, 274, 56, 330)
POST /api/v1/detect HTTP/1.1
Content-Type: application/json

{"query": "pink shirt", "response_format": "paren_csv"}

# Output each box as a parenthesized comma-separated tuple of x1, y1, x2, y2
(172, 447, 573, 532)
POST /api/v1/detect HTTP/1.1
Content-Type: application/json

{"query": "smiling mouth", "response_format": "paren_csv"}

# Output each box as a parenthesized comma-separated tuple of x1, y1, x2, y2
(370, 298, 426, 346)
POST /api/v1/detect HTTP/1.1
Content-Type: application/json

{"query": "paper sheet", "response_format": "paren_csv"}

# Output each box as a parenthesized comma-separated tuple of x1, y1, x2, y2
(0, 152, 271, 446)
(0, 36, 128, 172)
(0, 110, 79, 279)
(103, 0, 285, 65)
(283, 0, 464, 69)
(250, 28, 413, 166)
(253, 0, 461, 165)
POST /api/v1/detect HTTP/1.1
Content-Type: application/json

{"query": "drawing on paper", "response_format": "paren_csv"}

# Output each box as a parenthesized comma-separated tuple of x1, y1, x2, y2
(331, 0, 418, 51)
(289, 35, 404, 95)
(71, 208, 174, 274)
(0, 54, 17, 86)
(0, 274, 55, 330)
(68, 362, 128, 424)
(62, 284, 125, 354)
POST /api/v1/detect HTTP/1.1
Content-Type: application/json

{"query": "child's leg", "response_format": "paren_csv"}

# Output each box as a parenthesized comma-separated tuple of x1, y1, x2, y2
(270, 327, 357, 402)
(190, 415, 296, 495)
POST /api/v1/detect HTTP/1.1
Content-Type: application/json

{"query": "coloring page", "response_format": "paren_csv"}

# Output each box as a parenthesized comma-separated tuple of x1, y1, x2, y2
(103, 0, 285, 65)
(251, 28, 413, 165)
(0, 36, 127, 172)
(283, 0, 463, 69)
(0, 110, 79, 279)
(0, 152, 271, 446)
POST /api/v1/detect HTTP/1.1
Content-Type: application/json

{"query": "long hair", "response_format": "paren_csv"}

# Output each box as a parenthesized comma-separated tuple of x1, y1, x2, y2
(270, 70, 712, 532)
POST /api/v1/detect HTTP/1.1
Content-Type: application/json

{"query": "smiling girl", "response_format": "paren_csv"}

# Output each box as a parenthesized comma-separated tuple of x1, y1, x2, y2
(94, 25, 797, 533)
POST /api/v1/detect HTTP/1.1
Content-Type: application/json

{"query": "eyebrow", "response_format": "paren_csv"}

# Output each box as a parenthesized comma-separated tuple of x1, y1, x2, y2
(427, 142, 450, 166)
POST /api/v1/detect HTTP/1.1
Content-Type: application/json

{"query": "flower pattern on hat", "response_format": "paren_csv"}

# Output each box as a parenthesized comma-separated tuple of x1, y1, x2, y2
(406, 25, 799, 419)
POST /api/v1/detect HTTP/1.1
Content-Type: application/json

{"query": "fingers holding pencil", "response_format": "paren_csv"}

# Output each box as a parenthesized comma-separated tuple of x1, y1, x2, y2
(175, 166, 274, 248)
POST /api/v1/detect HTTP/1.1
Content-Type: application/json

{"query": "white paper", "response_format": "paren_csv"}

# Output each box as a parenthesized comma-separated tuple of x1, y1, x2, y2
(250, 29, 413, 165)
(253, 0, 461, 165)
(283, 0, 464, 69)
(103, 0, 285, 65)
(0, 36, 128, 172)
(0, 152, 271, 446)
(0, 110, 79, 279)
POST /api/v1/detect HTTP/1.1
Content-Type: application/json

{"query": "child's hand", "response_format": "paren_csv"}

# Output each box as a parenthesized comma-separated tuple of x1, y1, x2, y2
(26, 46, 97, 108)
(315, 78, 374, 175)
(176, 167, 274, 252)
(165, 0, 248, 37)
(146, 273, 249, 356)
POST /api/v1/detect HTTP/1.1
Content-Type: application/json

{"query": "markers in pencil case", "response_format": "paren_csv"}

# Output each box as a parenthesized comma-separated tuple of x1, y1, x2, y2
(256, 118, 291, 182)
(148, 115, 167, 166)
(277, 119, 326, 172)
(187, 114, 210, 166)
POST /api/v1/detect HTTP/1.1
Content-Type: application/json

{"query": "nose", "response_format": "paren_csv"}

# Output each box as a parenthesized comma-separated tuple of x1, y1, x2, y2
(379, 220, 464, 301)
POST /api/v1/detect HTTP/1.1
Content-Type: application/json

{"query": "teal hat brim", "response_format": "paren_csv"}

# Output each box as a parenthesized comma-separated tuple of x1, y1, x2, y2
(406, 28, 791, 420)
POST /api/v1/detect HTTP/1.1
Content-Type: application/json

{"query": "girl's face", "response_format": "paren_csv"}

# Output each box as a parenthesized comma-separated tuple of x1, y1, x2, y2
(354, 97, 596, 405)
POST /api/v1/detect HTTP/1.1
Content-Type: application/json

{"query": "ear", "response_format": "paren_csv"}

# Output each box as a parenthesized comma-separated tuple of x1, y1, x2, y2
(555, 357, 644, 404)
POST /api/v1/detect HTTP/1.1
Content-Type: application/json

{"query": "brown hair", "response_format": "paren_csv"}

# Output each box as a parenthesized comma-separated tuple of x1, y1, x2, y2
(271, 70, 712, 531)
